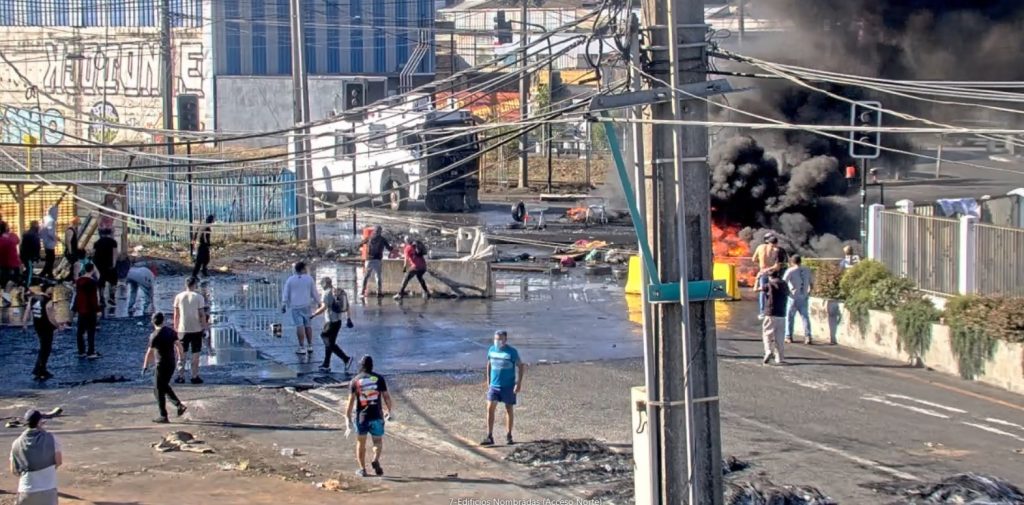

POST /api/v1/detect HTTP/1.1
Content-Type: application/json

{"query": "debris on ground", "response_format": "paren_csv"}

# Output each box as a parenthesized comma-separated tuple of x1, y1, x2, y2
(152, 431, 216, 454)
(218, 459, 250, 471)
(3, 407, 63, 428)
(867, 473, 1024, 504)
(59, 375, 131, 388)
(316, 479, 349, 492)
(726, 479, 838, 505)
(724, 455, 751, 475)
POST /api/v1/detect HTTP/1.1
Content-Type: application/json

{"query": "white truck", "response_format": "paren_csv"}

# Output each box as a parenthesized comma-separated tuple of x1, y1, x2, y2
(293, 94, 481, 213)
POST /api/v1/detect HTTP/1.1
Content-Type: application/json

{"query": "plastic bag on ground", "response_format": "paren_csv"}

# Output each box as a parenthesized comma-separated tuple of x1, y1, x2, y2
(868, 473, 1024, 504)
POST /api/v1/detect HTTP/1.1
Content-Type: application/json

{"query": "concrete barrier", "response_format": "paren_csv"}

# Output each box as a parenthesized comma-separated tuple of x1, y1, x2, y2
(374, 259, 493, 298)
(809, 296, 1024, 395)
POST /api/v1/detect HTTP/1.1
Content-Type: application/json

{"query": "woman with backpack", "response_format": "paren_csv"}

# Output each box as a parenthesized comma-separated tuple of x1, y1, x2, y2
(312, 277, 353, 373)
(394, 236, 431, 300)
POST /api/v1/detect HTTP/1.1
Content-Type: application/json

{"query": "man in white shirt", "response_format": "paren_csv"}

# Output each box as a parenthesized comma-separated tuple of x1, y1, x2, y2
(9, 409, 62, 505)
(782, 255, 814, 345)
(282, 261, 319, 355)
(173, 276, 208, 384)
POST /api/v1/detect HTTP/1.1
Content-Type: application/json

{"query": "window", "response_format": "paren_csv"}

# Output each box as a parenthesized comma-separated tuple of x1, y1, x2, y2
(138, 0, 154, 26)
(252, 0, 267, 74)
(107, 0, 124, 27)
(350, 0, 363, 72)
(81, 0, 97, 26)
(224, 0, 241, 74)
(368, 124, 388, 149)
(325, 1, 340, 73)
(277, 0, 291, 75)
(25, 0, 39, 25)
(302, 5, 316, 73)
(334, 130, 355, 159)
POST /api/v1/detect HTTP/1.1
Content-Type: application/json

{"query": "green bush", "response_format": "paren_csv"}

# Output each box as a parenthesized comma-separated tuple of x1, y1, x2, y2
(844, 275, 915, 330)
(839, 260, 891, 300)
(893, 297, 940, 362)
(944, 295, 1000, 380)
(805, 260, 843, 300)
(987, 297, 1024, 344)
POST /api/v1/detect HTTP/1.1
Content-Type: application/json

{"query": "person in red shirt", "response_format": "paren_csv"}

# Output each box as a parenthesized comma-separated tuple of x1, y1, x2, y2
(74, 263, 102, 359)
(0, 221, 22, 288)
(394, 236, 430, 300)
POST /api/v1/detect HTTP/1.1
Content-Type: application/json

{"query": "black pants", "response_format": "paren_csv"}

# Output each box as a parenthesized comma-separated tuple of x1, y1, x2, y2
(97, 269, 117, 308)
(63, 254, 76, 281)
(21, 261, 33, 287)
(193, 246, 210, 278)
(33, 327, 54, 375)
(320, 321, 350, 368)
(76, 312, 97, 355)
(0, 266, 18, 288)
(40, 249, 55, 279)
(155, 366, 182, 418)
(399, 268, 429, 295)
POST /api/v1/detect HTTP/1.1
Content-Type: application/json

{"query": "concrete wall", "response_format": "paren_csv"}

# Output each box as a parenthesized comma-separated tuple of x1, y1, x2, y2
(372, 259, 492, 298)
(0, 27, 213, 145)
(809, 297, 1024, 395)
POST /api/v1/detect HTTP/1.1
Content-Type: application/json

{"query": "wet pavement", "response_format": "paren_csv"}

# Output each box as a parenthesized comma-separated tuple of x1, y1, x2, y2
(1, 263, 646, 392)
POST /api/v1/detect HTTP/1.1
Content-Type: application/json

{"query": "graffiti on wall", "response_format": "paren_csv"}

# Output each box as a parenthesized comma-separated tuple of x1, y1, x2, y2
(41, 40, 206, 98)
(0, 105, 66, 144)
(87, 101, 120, 143)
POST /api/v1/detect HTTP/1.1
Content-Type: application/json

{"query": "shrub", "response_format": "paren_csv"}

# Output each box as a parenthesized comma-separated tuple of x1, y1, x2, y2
(839, 260, 891, 300)
(987, 297, 1024, 344)
(944, 295, 1000, 380)
(893, 297, 940, 362)
(844, 275, 915, 330)
(805, 260, 843, 300)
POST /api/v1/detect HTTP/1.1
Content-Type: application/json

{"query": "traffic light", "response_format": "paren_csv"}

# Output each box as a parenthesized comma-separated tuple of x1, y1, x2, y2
(849, 100, 881, 159)
(177, 94, 200, 131)
(494, 11, 513, 44)
(342, 81, 365, 111)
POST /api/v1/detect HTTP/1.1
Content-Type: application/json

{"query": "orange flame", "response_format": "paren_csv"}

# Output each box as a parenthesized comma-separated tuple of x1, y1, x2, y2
(712, 221, 757, 287)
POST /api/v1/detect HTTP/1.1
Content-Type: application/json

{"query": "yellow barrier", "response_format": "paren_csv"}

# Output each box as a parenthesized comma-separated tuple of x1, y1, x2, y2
(624, 255, 740, 301)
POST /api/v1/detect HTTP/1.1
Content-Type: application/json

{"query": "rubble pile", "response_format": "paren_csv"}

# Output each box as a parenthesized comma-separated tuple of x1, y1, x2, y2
(726, 480, 838, 505)
(868, 473, 1024, 505)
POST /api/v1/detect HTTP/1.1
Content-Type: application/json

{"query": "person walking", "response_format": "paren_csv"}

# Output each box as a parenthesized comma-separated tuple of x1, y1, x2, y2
(142, 312, 188, 423)
(344, 355, 393, 477)
(173, 277, 207, 384)
(39, 206, 58, 280)
(191, 215, 214, 278)
(91, 229, 118, 314)
(0, 221, 22, 289)
(312, 276, 352, 372)
(480, 330, 525, 446)
(9, 409, 63, 505)
(62, 217, 81, 281)
(74, 263, 101, 359)
(751, 233, 787, 318)
(783, 255, 814, 345)
(394, 236, 430, 300)
(281, 261, 319, 355)
(19, 221, 41, 287)
(359, 226, 393, 299)
(126, 264, 157, 316)
(761, 269, 789, 365)
(840, 245, 861, 271)
(21, 283, 63, 381)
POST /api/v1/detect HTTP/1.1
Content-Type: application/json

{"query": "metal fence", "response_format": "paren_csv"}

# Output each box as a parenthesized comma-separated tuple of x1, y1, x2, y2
(127, 171, 296, 243)
(976, 223, 1024, 296)
(878, 210, 961, 294)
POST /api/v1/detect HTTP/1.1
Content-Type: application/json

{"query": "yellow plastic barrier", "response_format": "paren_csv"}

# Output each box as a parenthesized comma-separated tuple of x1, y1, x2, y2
(624, 255, 740, 301)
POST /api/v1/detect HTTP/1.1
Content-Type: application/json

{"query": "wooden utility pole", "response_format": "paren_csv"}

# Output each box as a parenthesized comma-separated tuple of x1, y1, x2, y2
(517, 0, 529, 189)
(641, 0, 724, 502)
(289, 0, 316, 246)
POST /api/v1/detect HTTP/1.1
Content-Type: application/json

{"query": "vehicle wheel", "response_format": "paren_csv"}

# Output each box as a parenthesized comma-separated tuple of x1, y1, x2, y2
(511, 201, 526, 222)
(445, 195, 465, 213)
(464, 191, 480, 211)
(424, 193, 444, 213)
(384, 180, 407, 211)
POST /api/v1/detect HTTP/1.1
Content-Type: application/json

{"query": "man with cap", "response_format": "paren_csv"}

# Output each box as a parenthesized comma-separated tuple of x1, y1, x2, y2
(481, 330, 526, 446)
(9, 409, 63, 505)
(143, 312, 188, 423)
(751, 232, 788, 317)
(21, 282, 64, 381)
(345, 355, 394, 477)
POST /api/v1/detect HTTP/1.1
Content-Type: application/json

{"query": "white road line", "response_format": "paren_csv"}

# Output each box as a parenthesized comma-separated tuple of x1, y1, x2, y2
(885, 394, 967, 414)
(985, 417, 1024, 432)
(862, 395, 950, 419)
(729, 414, 918, 481)
(962, 422, 1024, 443)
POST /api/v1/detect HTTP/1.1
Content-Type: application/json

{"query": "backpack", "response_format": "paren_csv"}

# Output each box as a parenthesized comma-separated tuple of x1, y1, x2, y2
(330, 288, 349, 314)
(414, 240, 428, 258)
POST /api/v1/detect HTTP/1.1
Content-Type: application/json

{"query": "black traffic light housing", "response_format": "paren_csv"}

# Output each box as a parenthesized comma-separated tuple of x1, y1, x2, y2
(849, 100, 881, 159)
(342, 81, 365, 111)
(177, 94, 200, 131)
(494, 11, 513, 44)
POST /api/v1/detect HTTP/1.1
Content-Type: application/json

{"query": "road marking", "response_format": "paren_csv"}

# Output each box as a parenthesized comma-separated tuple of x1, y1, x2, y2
(885, 394, 967, 414)
(780, 372, 846, 391)
(862, 395, 950, 419)
(984, 418, 1024, 433)
(729, 414, 918, 481)
(962, 422, 1024, 443)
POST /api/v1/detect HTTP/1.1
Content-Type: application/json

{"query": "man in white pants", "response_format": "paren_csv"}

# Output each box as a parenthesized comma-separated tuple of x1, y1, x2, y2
(282, 261, 319, 355)
(761, 270, 789, 365)
(127, 264, 157, 316)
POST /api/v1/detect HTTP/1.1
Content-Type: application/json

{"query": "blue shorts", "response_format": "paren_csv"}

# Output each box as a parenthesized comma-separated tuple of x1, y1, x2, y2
(354, 418, 385, 437)
(290, 307, 313, 327)
(487, 386, 517, 406)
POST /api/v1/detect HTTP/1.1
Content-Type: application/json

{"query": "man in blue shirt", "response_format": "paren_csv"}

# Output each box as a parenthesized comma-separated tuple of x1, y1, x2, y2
(481, 330, 526, 446)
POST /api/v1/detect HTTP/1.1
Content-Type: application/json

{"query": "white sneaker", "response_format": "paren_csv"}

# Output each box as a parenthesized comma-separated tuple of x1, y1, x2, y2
(296, 347, 307, 354)
(306, 347, 313, 354)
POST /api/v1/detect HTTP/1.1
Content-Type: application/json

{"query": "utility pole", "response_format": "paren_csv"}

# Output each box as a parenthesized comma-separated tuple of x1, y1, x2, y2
(289, 0, 317, 246)
(641, 0, 723, 503)
(517, 0, 529, 189)
(737, 0, 745, 47)
(160, 0, 174, 209)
